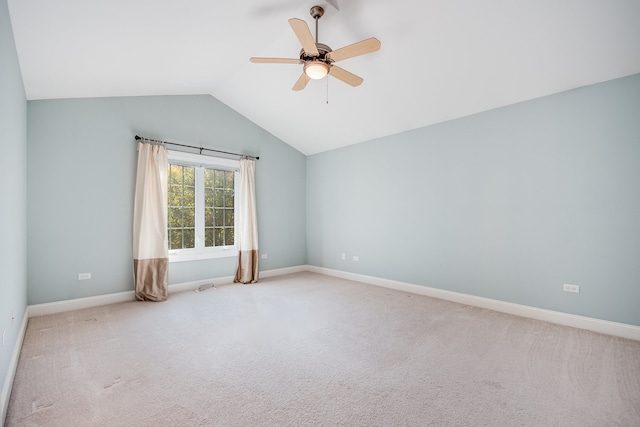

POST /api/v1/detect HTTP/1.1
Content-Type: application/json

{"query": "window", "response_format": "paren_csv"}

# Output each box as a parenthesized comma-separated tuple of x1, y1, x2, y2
(167, 150, 239, 262)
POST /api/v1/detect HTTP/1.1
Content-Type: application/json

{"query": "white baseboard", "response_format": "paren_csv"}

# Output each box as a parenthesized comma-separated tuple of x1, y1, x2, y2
(26, 265, 310, 318)
(306, 265, 640, 341)
(28, 291, 136, 317)
(260, 265, 308, 278)
(24, 264, 640, 341)
(1, 309, 28, 425)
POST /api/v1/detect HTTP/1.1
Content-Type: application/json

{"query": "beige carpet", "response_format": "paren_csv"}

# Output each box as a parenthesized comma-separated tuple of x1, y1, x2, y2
(6, 272, 640, 426)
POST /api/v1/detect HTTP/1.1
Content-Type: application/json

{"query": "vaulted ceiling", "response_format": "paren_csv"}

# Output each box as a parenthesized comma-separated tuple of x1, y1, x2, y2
(8, 0, 640, 155)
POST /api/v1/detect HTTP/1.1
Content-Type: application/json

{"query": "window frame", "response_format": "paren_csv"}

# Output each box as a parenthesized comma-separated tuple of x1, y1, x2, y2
(167, 150, 239, 263)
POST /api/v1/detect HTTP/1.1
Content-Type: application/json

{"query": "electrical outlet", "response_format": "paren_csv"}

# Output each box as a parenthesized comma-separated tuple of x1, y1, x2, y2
(78, 273, 91, 280)
(353, 256, 359, 261)
(261, 254, 268, 259)
(563, 284, 580, 293)
(341, 253, 346, 260)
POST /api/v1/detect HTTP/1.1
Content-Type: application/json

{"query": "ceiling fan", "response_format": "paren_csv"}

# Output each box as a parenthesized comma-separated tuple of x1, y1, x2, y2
(250, 5, 381, 91)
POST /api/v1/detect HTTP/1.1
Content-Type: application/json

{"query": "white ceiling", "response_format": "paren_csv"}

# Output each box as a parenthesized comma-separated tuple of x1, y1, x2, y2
(8, 0, 640, 155)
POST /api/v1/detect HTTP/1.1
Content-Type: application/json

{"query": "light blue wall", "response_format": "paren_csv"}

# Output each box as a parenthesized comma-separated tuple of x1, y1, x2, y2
(27, 95, 307, 304)
(0, 0, 27, 409)
(11, 19, 640, 331)
(307, 73, 640, 326)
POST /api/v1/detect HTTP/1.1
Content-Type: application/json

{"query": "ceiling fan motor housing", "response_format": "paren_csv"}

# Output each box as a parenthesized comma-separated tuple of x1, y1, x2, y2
(299, 43, 333, 64)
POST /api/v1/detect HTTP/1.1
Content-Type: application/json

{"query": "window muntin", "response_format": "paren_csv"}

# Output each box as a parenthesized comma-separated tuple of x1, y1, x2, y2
(204, 168, 235, 247)
(167, 150, 239, 262)
(169, 164, 196, 250)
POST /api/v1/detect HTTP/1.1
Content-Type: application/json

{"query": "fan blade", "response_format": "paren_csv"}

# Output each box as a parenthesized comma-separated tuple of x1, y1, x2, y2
(329, 65, 364, 87)
(292, 73, 310, 91)
(327, 37, 381, 63)
(250, 57, 300, 64)
(288, 18, 319, 56)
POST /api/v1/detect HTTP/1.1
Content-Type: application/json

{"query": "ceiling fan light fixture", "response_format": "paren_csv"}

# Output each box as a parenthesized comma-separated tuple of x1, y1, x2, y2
(304, 61, 329, 79)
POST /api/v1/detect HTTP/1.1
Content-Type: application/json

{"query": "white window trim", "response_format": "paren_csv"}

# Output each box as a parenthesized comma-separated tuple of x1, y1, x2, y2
(167, 150, 239, 263)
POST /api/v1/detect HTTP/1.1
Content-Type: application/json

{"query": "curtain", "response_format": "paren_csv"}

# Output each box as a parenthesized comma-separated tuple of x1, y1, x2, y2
(234, 158, 259, 284)
(133, 141, 169, 301)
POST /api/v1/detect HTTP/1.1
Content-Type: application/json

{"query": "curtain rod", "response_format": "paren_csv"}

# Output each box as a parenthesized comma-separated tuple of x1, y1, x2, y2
(134, 135, 259, 160)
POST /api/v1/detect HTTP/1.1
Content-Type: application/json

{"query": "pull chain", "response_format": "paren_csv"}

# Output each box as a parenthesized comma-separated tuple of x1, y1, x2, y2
(326, 75, 330, 104)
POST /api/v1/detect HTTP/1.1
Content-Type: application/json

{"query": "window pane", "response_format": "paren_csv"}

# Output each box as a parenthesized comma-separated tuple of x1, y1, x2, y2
(183, 186, 195, 207)
(214, 189, 224, 207)
(204, 169, 214, 187)
(205, 188, 214, 207)
(184, 167, 195, 186)
(214, 208, 224, 226)
(169, 207, 183, 227)
(183, 207, 195, 228)
(225, 189, 234, 208)
(205, 208, 214, 227)
(183, 228, 195, 249)
(169, 165, 182, 185)
(169, 186, 182, 207)
(170, 229, 182, 250)
(224, 209, 234, 227)
(225, 228, 234, 246)
(215, 228, 224, 246)
(225, 171, 234, 188)
(214, 170, 224, 188)
(205, 227, 214, 247)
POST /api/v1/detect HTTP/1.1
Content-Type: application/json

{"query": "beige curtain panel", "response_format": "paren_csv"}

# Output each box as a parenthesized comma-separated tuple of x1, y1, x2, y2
(133, 142, 169, 301)
(234, 159, 259, 284)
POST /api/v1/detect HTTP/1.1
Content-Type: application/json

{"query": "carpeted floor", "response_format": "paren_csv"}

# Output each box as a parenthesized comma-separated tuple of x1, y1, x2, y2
(6, 272, 640, 426)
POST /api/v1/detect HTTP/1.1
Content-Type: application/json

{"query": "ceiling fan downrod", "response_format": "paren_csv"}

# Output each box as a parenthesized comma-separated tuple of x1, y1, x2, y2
(310, 6, 324, 43)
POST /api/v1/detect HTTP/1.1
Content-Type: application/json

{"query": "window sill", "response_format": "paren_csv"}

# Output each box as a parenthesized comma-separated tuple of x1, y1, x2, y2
(169, 248, 237, 263)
